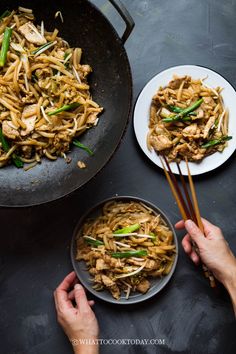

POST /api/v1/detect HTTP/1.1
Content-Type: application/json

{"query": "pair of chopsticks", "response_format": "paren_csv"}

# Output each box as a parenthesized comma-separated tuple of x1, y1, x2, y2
(159, 155, 216, 288)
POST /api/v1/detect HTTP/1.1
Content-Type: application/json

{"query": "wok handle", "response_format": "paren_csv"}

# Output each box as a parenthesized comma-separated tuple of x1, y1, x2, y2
(108, 0, 135, 44)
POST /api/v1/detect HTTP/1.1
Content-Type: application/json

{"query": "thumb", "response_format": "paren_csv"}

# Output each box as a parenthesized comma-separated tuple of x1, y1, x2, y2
(74, 284, 90, 313)
(185, 220, 205, 247)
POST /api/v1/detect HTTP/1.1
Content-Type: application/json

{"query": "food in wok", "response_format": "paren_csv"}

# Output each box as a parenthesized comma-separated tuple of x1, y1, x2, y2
(0, 7, 103, 168)
(147, 75, 232, 162)
(76, 201, 176, 300)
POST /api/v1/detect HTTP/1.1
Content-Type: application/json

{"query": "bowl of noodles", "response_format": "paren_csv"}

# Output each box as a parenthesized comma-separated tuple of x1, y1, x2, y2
(71, 196, 178, 304)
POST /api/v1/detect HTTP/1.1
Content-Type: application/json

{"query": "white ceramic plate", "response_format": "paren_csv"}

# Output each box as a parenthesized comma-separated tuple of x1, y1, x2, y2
(133, 65, 236, 175)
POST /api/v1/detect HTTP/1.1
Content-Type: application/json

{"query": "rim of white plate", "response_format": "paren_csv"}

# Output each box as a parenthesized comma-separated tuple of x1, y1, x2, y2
(133, 65, 236, 175)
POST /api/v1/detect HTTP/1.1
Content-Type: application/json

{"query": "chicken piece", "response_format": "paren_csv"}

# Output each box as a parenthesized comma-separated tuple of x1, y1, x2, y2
(191, 152, 205, 161)
(86, 110, 102, 125)
(195, 108, 204, 119)
(168, 76, 190, 90)
(203, 116, 216, 139)
(127, 259, 146, 266)
(154, 123, 169, 135)
(89, 267, 99, 275)
(96, 259, 109, 271)
(80, 64, 92, 76)
(182, 123, 201, 139)
(149, 268, 164, 277)
(174, 143, 194, 154)
(19, 22, 46, 45)
(21, 104, 37, 136)
(150, 135, 173, 151)
(2, 120, 19, 139)
(21, 116, 36, 136)
(136, 279, 151, 294)
(104, 255, 122, 268)
(144, 259, 159, 271)
(110, 284, 120, 299)
(101, 274, 115, 287)
(94, 274, 102, 284)
(203, 96, 215, 105)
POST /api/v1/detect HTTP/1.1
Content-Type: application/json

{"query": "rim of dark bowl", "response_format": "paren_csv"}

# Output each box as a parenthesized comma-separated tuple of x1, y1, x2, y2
(70, 195, 179, 305)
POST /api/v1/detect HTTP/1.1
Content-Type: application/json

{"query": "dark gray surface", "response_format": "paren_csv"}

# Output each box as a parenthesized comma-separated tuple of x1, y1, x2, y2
(1, 0, 236, 353)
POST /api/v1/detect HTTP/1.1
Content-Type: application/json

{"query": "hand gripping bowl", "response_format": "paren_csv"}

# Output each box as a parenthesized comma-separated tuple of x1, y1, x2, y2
(0, 0, 134, 206)
(71, 196, 178, 305)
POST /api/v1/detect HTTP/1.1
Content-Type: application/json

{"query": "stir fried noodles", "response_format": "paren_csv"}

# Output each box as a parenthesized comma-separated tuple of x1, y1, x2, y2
(0, 7, 103, 168)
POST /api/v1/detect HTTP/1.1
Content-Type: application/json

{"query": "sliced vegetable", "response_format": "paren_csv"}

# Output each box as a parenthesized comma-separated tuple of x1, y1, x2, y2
(168, 105, 197, 116)
(73, 140, 94, 156)
(55, 11, 64, 23)
(114, 241, 131, 248)
(0, 10, 11, 21)
(114, 223, 140, 234)
(32, 41, 56, 56)
(149, 232, 156, 240)
(0, 27, 12, 67)
(0, 127, 10, 151)
(115, 262, 147, 279)
(168, 105, 183, 113)
(201, 135, 232, 149)
(31, 73, 38, 82)
(111, 250, 148, 258)
(83, 236, 104, 246)
(48, 103, 80, 116)
(0, 128, 23, 168)
(113, 232, 156, 239)
(64, 54, 71, 68)
(163, 98, 203, 122)
(12, 154, 24, 168)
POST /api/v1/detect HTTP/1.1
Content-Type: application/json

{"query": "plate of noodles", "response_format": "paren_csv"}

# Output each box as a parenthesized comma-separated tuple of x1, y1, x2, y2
(71, 196, 178, 304)
(133, 65, 236, 175)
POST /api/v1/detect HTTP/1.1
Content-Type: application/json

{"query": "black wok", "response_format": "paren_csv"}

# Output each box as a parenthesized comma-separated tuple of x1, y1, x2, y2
(0, 0, 134, 206)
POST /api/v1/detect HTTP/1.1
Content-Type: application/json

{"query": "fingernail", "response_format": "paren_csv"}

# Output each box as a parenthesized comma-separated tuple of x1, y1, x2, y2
(185, 219, 195, 229)
(75, 284, 82, 290)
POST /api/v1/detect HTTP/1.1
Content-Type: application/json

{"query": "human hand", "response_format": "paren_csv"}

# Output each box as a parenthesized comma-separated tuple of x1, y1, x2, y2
(54, 271, 99, 354)
(175, 218, 236, 288)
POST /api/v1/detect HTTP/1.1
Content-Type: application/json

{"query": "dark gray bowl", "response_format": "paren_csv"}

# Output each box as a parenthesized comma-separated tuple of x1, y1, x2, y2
(71, 196, 178, 305)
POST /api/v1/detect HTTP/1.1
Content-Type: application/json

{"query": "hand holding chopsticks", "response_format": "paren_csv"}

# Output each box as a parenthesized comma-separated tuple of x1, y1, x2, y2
(159, 155, 216, 287)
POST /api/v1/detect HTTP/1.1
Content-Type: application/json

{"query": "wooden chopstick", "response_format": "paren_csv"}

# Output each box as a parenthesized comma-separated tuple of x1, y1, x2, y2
(160, 154, 216, 288)
(176, 162, 197, 224)
(163, 156, 191, 220)
(159, 156, 188, 221)
(185, 157, 203, 232)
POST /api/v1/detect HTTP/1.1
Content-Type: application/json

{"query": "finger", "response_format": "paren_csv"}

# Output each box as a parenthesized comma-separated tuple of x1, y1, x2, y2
(68, 289, 94, 306)
(71, 276, 79, 288)
(182, 234, 192, 254)
(74, 284, 91, 314)
(55, 272, 77, 311)
(56, 271, 77, 291)
(185, 220, 205, 246)
(68, 289, 75, 301)
(175, 220, 185, 229)
(190, 250, 200, 265)
(201, 218, 222, 239)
